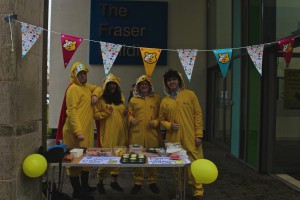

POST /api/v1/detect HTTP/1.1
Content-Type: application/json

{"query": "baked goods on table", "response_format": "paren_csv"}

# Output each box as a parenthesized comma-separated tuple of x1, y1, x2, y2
(165, 142, 183, 153)
(63, 154, 74, 162)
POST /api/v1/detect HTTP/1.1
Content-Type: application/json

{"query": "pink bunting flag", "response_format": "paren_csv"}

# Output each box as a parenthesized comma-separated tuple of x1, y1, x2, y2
(177, 49, 198, 82)
(278, 38, 294, 67)
(61, 34, 83, 68)
(100, 42, 122, 76)
(21, 22, 42, 58)
(246, 44, 264, 75)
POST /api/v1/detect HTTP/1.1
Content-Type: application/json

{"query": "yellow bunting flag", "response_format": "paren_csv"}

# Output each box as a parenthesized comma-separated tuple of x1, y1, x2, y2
(140, 48, 162, 77)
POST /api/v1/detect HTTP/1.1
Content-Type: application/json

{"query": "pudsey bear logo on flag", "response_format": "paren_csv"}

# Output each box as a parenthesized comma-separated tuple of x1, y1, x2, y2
(61, 34, 83, 68)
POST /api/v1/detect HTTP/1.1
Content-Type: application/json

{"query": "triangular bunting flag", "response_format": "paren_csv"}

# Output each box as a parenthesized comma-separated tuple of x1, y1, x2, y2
(246, 44, 264, 75)
(277, 38, 294, 67)
(140, 48, 162, 77)
(100, 42, 122, 76)
(177, 49, 198, 82)
(213, 48, 232, 79)
(21, 22, 42, 58)
(61, 34, 83, 68)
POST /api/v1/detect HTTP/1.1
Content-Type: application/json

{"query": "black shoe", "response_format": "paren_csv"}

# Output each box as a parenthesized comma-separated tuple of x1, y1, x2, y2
(130, 184, 142, 194)
(194, 195, 203, 200)
(149, 183, 160, 194)
(73, 191, 94, 200)
(97, 183, 106, 194)
(81, 185, 97, 193)
(110, 182, 124, 192)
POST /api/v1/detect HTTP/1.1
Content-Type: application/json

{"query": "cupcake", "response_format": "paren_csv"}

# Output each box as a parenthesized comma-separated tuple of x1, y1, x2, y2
(130, 154, 137, 158)
(123, 154, 129, 158)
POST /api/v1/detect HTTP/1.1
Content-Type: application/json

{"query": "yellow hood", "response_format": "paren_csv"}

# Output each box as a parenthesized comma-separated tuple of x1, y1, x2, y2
(102, 73, 121, 91)
(70, 62, 89, 86)
(163, 71, 185, 95)
(133, 75, 154, 97)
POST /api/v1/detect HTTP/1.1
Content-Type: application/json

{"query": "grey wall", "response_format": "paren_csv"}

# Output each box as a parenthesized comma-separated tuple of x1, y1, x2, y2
(49, 0, 208, 129)
(0, 0, 44, 199)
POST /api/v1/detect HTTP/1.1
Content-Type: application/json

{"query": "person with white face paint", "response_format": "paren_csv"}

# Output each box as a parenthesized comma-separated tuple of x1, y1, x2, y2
(60, 62, 102, 200)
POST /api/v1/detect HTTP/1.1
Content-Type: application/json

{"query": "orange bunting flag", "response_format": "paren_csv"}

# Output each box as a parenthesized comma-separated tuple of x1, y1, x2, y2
(140, 48, 162, 77)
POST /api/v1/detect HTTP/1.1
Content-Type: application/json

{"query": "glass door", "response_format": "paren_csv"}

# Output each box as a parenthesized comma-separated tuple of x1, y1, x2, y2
(273, 55, 300, 174)
(212, 68, 232, 149)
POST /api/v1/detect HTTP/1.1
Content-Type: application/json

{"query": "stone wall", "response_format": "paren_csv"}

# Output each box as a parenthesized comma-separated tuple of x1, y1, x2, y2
(0, 0, 44, 199)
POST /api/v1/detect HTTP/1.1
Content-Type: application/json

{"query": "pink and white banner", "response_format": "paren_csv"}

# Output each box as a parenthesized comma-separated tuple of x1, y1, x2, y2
(100, 42, 122, 76)
(61, 34, 83, 68)
(177, 49, 198, 82)
(277, 38, 294, 67)
(246, 44, 264, 75)
(21, 22, 42, 58)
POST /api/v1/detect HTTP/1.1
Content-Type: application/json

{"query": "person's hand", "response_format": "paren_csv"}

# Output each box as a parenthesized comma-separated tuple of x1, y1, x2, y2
(124, 107, 128, 116)
(171, 121, 179, 130)
(77, 134, 84, 141)
(149, 117, 154, 128)
(106, 105, 113, 113)
(91, 95, 98, 105)
(195, 137, 202, 147)
(131, 118, 137, 126)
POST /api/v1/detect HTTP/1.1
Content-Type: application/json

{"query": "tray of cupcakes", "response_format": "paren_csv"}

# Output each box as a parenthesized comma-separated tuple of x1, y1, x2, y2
(120, 153, 146, 164)
(147, 147, 165, 154)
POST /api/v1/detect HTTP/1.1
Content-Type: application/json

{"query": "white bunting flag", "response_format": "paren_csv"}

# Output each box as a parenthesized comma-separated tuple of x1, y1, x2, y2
(177, 49, 198, 82)
(21, 22, 42, 58)
(100, 42, 122, 76)
(246, 44, 264, 75)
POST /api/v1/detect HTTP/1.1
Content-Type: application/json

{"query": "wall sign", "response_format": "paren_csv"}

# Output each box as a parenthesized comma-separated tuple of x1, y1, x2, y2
(284, 69, 300, 109)
(89, 1, 168, 65)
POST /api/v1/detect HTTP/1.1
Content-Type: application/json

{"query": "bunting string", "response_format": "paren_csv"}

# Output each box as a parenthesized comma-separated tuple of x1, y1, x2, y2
(12, 18, 288, 52)
(8, 16, 300, 80)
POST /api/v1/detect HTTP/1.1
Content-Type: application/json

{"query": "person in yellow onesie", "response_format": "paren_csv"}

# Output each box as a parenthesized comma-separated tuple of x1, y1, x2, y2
(63, 62, 102, 200)
(128, 75, 162, 194)
(93, 73, 128, 194)
(159, 69, 204, 200)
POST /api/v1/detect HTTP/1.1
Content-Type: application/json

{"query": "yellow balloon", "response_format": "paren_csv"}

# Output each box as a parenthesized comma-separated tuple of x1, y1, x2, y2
(23, 154, 47, 178)
(191, 159, 218, 184)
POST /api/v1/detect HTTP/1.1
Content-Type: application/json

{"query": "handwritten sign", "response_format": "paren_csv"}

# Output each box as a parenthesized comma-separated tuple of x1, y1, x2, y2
(79, 156, 121, 164)
(148, 157, 190, 165)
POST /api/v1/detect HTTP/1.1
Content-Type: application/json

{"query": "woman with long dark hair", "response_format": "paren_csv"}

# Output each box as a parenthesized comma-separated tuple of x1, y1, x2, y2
(93, 73, 128, 194)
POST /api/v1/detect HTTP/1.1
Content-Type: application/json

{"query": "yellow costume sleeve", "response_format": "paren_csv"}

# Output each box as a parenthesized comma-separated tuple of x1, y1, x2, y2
(93, 101, 112, 120)
(191, 91, 203, 138)
(66, 86, 83, 136)
(86, 84, 103, 97)
(128, 101, 134, 125)
(158, 100, 172, 131)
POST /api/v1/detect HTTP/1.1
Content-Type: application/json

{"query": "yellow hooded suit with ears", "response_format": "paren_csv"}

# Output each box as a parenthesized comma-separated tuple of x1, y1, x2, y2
(93, 73, 127, 148)
(63, 62, 102, 176)
(63, 62, 102, 148)
(93, 73, 128, 180)
(159, 70, 204, 197)
(128, 75, 162, 185)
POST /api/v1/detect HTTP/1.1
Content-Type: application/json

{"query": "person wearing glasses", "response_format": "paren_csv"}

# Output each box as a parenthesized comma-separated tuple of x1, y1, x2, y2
(128, 75, 162, 194)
